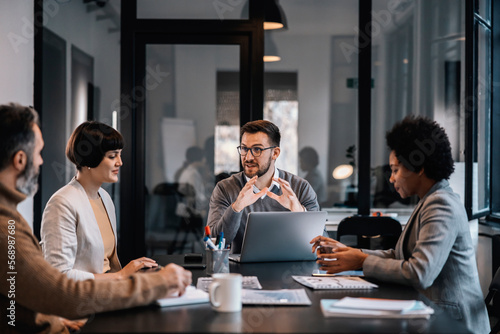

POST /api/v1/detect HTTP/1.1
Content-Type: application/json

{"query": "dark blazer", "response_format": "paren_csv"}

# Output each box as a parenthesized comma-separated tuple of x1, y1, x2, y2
(363, 180, 490, 334)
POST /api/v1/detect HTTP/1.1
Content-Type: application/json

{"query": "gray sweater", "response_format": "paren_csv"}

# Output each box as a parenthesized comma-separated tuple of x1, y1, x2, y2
(207, 169, 319, 253)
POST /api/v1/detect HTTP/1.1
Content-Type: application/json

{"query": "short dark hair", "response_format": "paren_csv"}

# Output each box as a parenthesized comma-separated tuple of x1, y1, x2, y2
(66, 121, 124, 170)
(0, 103, 39, 172)
(299, 147, 319, 167)
(240, 120, 281, 146)
(386, 115, 454, 181)
(185, 146, 204, 163)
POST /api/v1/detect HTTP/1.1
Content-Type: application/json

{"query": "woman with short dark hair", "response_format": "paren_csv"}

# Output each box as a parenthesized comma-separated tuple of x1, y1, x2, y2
(311, 116, 490, 333)
(41, 121, 157, 280)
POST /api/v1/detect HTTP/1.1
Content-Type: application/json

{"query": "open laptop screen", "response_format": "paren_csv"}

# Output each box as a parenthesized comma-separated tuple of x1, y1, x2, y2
(230, 211, 327, 263)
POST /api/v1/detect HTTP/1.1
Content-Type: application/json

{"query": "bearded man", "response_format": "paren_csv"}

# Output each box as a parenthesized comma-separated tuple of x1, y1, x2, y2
(0, 103, 191, 334)
(206, 120, 319, 253)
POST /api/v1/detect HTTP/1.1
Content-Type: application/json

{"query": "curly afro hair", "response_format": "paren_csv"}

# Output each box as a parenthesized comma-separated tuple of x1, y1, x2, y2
(386, 115, 454, 181)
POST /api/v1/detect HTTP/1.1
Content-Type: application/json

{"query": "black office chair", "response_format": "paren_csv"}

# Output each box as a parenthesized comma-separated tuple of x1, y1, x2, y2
(485, 267, 500, 334)
(336, 215, 402, 250)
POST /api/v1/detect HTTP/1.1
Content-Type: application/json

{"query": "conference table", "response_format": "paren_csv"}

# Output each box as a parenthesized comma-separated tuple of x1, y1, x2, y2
(81, 254, 471, 333)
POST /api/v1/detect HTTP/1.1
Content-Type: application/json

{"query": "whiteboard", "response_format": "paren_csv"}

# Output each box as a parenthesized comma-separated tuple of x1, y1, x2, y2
(161, 118, 196, 182)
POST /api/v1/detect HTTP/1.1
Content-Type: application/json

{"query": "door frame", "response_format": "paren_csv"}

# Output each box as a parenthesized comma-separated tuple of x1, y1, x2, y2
(119, 1, 264, 261)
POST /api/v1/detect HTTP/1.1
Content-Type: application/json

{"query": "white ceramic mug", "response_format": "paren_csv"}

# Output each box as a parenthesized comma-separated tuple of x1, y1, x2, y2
(209, 273, 242, 312)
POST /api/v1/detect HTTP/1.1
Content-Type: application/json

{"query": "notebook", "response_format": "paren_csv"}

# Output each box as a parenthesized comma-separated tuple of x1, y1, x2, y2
(241, 289, 312, 305)
(320, 297, 434, 318)
(229, 211, 327, 263)
(155, 286, 209, 307)
(292, 275, 378, 289)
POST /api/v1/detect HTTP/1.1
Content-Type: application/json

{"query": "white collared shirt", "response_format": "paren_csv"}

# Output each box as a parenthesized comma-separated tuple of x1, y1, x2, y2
(245, 166, 280, 199)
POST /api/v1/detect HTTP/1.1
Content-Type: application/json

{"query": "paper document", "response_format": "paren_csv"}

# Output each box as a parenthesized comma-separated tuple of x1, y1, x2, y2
(312, 269, 364, 277)
(320, 297, 434, 319)
(334, 297, 416, 311)
(197, 276, 263, 292)
(242, 289, 311, 305)
(155, 286, 209, 307)
(292, 275, 378, 289)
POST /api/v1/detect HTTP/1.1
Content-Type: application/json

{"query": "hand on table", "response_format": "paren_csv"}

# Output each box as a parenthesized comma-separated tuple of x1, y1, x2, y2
(60, 317, 87, 332)
(159, 263, 193, 297)
(94, 257, 158, 280)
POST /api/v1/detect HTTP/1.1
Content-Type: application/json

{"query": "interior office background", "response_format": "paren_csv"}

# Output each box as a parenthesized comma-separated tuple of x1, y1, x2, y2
(1, 0, 499, 294)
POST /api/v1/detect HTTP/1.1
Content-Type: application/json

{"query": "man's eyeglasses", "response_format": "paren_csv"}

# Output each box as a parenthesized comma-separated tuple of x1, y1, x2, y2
(237, 146, 277, 157)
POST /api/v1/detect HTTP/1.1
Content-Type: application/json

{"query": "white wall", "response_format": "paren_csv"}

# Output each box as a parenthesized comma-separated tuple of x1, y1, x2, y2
(43, 0, 121, 137)
(0, 1, 35, 228)
(265, 35, 332, 182)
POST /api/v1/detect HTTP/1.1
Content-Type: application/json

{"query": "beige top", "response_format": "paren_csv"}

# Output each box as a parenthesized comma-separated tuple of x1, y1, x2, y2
(90, 197, 116, 273)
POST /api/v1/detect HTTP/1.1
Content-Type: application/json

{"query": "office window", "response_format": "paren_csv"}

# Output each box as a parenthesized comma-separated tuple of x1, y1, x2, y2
(215, 72, 299, 176)
(264, 73, 299, 176)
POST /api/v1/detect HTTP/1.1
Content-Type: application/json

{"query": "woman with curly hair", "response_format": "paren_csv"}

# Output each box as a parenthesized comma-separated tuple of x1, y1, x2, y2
(310, 115, 489, 333)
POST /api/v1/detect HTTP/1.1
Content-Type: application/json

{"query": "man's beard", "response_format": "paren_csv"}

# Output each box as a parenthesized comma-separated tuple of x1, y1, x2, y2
(16, 156, 39, 196)
(244, 156, 272, 178)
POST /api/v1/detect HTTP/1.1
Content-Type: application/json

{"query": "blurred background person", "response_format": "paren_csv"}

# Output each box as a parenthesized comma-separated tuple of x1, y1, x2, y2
(299, 146, 326, 205)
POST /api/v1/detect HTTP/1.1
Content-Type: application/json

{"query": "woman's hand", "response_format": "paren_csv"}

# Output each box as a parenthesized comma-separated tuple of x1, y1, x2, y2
(94, 257, 158, 280)
(310, 235, 346, 253)
(316, 247, 368, 274)
(118, 257, 158, 278)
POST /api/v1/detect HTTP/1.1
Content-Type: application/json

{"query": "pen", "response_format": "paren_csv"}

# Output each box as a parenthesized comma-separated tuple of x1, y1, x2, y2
(218, 231, 224, 249)
(203, 236, 217, 250)
(215, 233, 221, 249)
(205, 226, 211, 238)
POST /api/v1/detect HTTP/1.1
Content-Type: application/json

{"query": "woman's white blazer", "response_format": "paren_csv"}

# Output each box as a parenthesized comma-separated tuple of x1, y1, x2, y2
(40, 177, 121, 281)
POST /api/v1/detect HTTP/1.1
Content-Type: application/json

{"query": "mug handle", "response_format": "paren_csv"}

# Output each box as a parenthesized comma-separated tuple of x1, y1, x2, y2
(209, 282, 221, 308)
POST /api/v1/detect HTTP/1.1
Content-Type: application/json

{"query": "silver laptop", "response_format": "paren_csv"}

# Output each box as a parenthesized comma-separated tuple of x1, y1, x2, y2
(229, 211, 327, 263)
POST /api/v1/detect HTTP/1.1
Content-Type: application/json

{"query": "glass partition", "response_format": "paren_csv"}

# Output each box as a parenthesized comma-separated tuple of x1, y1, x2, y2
(473, 22, 491, 214)
(371, 0, 465, 214)
(145, 44, 240, 255)
(41, 0, 122, 220)
(264, 0, 359, 209)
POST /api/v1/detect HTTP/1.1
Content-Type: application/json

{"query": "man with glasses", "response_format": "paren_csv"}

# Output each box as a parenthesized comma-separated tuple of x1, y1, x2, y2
(207, 120, 320, 253)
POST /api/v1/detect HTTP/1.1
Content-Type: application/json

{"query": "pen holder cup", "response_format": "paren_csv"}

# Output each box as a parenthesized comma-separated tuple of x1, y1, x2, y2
(206, 249, 230, 276)
(210, 237, 226, 250)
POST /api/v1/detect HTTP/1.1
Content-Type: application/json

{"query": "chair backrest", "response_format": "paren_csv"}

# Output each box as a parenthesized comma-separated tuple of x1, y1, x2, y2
(486, 266, 500, 305)
(486, 266, 500, 334)
(336, 215, 402, 250)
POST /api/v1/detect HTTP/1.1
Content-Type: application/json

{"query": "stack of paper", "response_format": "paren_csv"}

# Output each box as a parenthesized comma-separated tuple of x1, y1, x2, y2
(292, 275, 378, 289)
(197, 276, 262, 292)
(242, 289, 311, 305)
(320, 297, 434, 319)
(155, 286, 209, 307)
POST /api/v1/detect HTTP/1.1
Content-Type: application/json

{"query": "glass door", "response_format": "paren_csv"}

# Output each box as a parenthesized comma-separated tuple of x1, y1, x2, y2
(144, 43, 241, 255)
